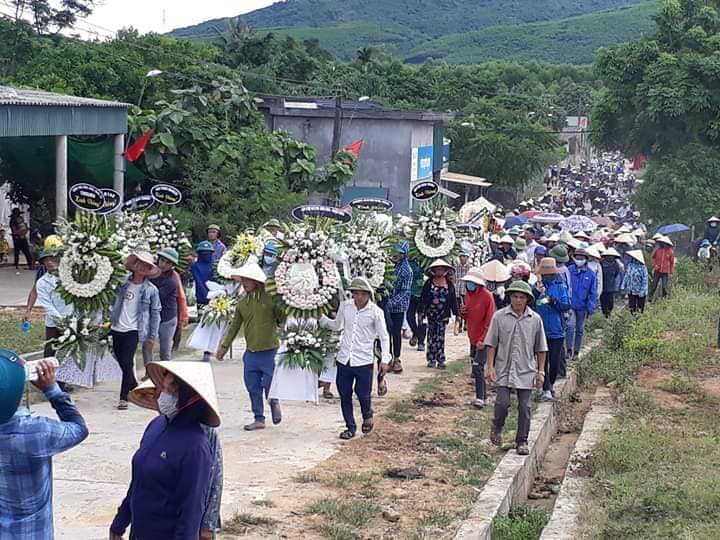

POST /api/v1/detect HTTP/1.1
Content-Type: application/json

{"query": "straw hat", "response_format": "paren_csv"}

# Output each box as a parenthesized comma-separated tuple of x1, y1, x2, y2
(559, 230, 574, 244)
(708, 216, 720, 223)
(586, 245, 602, 260)
(548, 233, 560, 243)
(461, 267, 486, 286)
(615, 233, 636, 245)
(574, 231, 591, 241)
(125, 251, 161, 278)
(207, 224, 221, 232)
(479, 259, 511, 283)
(427, 259, 454, 275)
(651, 233, 663, 241)
(627, 250, 646, 264)
(657, 235, 673, 247)
(128, 378, 158, 410)
(603, 247, 621, 258)
(231, 262, 266, 283)
(145, 361, 221, 427)
(536, 257, 561, 275)
(567, 237, 582, 250)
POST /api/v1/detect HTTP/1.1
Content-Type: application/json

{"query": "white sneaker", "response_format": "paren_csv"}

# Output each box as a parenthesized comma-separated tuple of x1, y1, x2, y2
(542, 390, 554, 401)
(473, 399, 485, 409)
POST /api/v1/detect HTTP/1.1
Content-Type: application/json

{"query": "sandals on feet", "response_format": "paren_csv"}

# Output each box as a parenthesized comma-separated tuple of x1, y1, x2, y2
(339, 430, 356, 440)
(361, 419, 374, 434)
(377, 373, 388, 396)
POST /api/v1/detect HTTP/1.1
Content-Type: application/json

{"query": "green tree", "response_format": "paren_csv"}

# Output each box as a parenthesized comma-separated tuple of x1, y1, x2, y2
(592, 0, 720, 224)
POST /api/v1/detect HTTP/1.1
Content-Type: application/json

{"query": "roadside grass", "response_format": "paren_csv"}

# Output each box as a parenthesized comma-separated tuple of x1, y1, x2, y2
(577, 258, 720, 538)
(306, 497, 379, 540)
(0, 314, 45, 353)
(493, 506, 550, 540)
(223, 512, 278, 535)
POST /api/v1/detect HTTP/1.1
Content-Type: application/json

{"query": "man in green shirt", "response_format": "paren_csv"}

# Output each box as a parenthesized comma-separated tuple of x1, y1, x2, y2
(216, 263, 284, 431)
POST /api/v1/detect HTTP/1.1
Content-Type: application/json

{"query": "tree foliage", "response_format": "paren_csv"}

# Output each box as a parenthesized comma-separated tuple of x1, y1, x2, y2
(592, 0, 720, 225)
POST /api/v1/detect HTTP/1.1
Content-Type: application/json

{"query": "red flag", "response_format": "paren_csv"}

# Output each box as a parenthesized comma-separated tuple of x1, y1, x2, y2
(344, 139, 364, 157)
(125, 128, 155, 162)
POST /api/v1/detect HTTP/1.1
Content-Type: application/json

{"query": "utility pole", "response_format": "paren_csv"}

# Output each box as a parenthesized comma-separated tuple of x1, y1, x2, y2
(331, 90, 343, 157)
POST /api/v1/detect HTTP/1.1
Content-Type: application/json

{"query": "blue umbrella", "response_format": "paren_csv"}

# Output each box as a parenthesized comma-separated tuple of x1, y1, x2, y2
(657, 223, 690, 235)
(504, 215, 528, 229)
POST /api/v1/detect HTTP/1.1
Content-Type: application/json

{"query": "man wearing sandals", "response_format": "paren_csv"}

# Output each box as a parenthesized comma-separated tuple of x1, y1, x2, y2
(484, 281, 547, 455)
(321, 278, 391, 440)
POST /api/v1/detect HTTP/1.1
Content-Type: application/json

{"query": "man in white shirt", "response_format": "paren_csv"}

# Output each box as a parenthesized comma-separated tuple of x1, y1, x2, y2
(34, 249, 73, 357)
(321, 277, 391, 440)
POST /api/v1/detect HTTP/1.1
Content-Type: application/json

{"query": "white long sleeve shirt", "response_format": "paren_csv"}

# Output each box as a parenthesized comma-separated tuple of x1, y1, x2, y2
(321, 299, 391, 366)
(35, 273, 73, 327)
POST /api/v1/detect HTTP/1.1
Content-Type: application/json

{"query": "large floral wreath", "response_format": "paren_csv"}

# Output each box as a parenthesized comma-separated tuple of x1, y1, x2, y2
(457, 225, 491, 267)
(407, 199, 459, 268)
(56, 211, 126, 313)
(341, 215, 394, 290)
(217, 232, 263, 280)
(277, 318, 339, 374)
(267, 219, 341, 318)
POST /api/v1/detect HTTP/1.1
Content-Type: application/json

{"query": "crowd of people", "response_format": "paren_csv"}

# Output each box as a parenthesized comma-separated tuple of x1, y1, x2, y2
(0, 151, 691, 539)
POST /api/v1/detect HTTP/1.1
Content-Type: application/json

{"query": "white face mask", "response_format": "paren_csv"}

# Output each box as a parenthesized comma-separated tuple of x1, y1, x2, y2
(495, 286, 505, 297)
(575, 259, 587, 267)
(157, 391, 178, 419)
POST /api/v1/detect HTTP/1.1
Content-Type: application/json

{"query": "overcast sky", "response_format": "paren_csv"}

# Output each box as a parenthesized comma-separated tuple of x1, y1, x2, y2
(80, 0, 276, 36)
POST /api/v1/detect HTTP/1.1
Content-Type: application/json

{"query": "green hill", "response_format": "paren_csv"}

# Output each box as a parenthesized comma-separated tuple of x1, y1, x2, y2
(169, 0, 659, 64)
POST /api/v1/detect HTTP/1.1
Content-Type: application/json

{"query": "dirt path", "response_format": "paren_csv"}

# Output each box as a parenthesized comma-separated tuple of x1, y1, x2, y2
(33, 332, 471, 539)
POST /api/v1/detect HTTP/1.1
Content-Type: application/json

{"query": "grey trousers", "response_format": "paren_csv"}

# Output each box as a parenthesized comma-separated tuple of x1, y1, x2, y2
(492, 386, 532, 444)
(142, 317, 178, 365)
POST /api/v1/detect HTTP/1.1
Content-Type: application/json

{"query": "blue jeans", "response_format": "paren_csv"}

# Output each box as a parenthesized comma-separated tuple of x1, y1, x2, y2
(243, 349, 277, 422)
(336, 362, 373, 432)
(567, 309, 588, 356)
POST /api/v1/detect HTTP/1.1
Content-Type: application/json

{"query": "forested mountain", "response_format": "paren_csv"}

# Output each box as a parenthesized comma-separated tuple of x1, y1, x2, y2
(170, 0, 658, 64)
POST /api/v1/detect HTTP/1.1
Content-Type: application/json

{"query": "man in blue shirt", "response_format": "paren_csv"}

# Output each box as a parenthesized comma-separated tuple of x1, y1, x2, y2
(386, 242, 413, 374)
(0, 350, 89, 539)
(567, 247, 598, 359)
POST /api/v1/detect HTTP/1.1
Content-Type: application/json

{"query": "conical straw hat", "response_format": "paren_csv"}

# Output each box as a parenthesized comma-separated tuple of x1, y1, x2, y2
(627, 250, 645, 264)
(128, 378, 157, 410)
(479, 259, 511, 282)
(145, 361, 221, 427)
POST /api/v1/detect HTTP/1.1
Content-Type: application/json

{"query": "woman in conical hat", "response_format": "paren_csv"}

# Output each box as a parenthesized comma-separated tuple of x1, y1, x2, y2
(110, 360, 221, 540)
(128, 374, 224, 538)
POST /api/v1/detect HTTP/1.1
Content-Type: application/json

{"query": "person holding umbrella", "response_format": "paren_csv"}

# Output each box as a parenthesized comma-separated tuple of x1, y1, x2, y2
(484, 281, 548, 455)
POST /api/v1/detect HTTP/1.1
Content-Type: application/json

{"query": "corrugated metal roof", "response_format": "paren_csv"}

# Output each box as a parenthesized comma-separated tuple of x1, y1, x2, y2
(0, 86, 130, 109)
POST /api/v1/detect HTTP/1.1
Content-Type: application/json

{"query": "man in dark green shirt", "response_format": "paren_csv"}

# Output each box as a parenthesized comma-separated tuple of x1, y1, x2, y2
(217, 263, 284, 431)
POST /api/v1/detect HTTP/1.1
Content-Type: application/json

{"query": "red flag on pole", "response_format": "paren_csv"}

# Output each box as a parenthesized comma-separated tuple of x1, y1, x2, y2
(125, 128, 155, 162)
(344, 139, 364, 157)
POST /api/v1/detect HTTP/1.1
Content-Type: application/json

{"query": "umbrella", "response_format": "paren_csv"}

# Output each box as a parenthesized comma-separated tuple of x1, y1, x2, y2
(530, 212, 564, 224)
(657, 223, 690, 235)
(592, 216, 615, 227)
(559, 215, 597, 232)
(504, 215, 528, 229)
(520, 210, 542, 218)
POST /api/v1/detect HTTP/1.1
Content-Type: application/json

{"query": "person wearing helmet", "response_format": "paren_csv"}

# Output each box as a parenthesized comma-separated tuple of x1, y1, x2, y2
(484, 281, 548, 455)
(148, 248, 184, 364)
(320, 277, 391, 440)
(34, 248, 72, 358)
(0, 353, 88, 538)
(418, 260, 459, 369)
(386, 241, 414, 374)
(261, 242, 279, 277)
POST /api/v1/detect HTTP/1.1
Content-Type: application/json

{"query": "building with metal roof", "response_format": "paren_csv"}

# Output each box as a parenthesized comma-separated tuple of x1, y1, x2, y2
(0, 85, 130, 218)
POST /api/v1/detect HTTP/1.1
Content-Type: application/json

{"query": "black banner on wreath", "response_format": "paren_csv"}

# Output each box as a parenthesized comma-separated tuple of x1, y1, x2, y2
(411, 180, 439, 201)
(69, 183, 104, 212)
(291, 205, 352, 223)
(121, 195, 155, 213)
(151, 184, 183, 206)
(348, 197, 394, 212)
(96, 188, 122, 215)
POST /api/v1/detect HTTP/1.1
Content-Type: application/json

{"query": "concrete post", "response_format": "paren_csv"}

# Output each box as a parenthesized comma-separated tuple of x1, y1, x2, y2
(55, 135, 68, 219)
(113, 133, 125, 202)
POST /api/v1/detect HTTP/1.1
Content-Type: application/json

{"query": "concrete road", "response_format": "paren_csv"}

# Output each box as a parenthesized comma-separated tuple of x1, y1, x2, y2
(0, 266, 36, 306)
(29, 333, 469, 539)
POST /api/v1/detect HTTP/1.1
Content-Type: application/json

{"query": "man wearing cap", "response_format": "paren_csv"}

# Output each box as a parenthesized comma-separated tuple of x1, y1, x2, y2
(217, 263, 284, 431)
(206, 224, 226, 262)
(454, 250, 471, 331)
(34, 248, 72, 358)
(649, 236, 675, 301)
(534, 258, 571, 401)
(0, 354, 88, 538)
(110, 251, 162, 410)
(484, 281, 548, 455)
(462, 268, 495, 408)
(148, 248, 183, 364)
(321, 277, 391, 439)
(385, 242, 413, 373)
(261, 219, 283, 241)
(261, 241, 279, 278)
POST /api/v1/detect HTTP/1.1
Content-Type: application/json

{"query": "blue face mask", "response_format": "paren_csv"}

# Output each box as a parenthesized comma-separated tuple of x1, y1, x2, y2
(263, 255, 276, 265)
(466, 282, 478, 292)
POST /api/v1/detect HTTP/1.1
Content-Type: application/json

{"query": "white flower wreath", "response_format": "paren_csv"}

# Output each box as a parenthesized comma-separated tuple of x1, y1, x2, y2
(58, 251, 114, 298)
(415, 227, 456, 258)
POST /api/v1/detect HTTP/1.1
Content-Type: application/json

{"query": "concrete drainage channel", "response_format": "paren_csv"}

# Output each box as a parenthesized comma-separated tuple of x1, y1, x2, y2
(454, 341, 613, 539)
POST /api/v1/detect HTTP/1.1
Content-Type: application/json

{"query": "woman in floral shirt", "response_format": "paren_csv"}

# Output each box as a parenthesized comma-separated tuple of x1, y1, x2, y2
(621, 250, 649, 314)
(418, 259, 458, 369)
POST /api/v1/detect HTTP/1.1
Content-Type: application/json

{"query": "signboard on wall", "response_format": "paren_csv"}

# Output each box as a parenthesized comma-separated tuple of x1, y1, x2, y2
(410, 145, 434, 182)
(442, 138, 451, 173)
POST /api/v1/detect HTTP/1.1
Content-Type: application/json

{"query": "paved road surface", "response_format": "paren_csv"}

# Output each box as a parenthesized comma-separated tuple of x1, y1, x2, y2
(0, 266, 36, 306)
